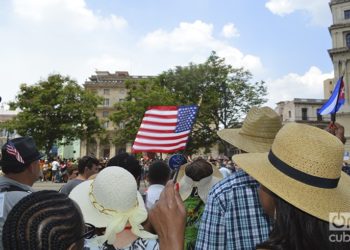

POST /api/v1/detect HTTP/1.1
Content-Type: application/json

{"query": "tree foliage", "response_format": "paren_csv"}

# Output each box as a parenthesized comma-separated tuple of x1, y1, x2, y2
(110, 51, 267, 155)
(159, 51, 267, 154)
(2, 74, 103, 156)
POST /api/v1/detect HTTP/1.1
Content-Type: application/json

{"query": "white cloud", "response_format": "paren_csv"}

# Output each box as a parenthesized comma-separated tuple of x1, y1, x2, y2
(139, 20, 263, 74)
(221, 23, 240, 38)
(265, 0, 331, 26)
(12, 0, 127, 31)
(266, 66, 334, 108)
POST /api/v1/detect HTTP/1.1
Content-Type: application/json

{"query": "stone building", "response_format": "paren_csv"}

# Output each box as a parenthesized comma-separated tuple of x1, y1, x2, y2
(327, 0, 350, 153)
(275, 98, 331, 128)
(80, 71, 152, 159)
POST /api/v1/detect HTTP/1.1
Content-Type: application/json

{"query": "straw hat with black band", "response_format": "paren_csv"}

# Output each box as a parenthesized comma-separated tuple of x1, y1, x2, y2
(233, 123, 350, 226)
(177, 161, 222, 203)
(218, 106, 282, 153)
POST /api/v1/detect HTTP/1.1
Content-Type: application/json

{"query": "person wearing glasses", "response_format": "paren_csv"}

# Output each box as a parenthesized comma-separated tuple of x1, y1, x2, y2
(2, 190, 86, 250)
(60, 156, 100, 195)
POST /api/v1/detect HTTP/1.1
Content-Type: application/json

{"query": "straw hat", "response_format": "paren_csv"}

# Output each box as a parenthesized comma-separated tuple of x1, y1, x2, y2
(69, 166, 157, 244)
(233, 123, 350, 226)
(177, 161, 222, 203)
(218, 107, 282, 153)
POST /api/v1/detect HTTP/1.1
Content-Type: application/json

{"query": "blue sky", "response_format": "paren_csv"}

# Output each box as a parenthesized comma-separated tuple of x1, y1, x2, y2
(0, 0, 334, 107)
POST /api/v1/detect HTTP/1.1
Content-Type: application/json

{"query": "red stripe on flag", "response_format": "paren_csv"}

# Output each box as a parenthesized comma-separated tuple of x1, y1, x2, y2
(135, 134, 189, 141)
(133, 140, 188, 148)
(144, 114, 178, 119)
(138, 128, 175, 133)
(141, 120, 177, 126)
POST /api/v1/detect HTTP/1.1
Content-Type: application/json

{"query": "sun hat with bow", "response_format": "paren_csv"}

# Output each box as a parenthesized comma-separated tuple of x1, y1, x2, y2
(218, 106, 282, 153)
(233, 123, 350, 226)
(69, 166, 157, 244)
(177, 159, 222, 203)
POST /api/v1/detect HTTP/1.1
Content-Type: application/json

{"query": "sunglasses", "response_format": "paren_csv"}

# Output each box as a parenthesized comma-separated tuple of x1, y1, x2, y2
(78, 223, 96, 240)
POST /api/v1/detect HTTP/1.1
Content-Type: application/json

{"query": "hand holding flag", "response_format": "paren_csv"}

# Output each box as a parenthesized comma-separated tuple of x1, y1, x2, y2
(318, 76, 345, 118)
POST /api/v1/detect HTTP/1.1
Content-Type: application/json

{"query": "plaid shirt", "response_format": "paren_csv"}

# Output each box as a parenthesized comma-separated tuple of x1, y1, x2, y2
(195, 170, 271, 250)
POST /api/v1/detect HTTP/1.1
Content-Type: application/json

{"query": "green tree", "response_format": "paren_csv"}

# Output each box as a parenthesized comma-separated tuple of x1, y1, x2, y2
(158, 51, 267, 155)
(109, 51, 267, 155)
(1, 74, 103, 156)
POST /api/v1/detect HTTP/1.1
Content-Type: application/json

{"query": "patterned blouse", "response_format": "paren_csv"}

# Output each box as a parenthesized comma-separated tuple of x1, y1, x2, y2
(84, 238, 159, 250)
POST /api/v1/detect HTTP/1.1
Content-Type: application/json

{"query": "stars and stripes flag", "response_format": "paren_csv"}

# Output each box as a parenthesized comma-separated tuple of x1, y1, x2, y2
(132, 105, 199, 153)
(318, 76, 345, 115)
(6, 142, 24, 163)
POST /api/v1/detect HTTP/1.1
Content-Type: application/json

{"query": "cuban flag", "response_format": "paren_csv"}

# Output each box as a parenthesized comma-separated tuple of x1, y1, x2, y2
(318, 76, 345, 115)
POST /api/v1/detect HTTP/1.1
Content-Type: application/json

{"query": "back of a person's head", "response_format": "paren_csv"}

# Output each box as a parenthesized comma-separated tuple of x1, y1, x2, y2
(3, 190, 84, 250)
(107, 153, 142, 181)
(185, 158, 213, 182)
(78, 155, 99, 174)
(148, 160, 170, 185)
(258, 195, 350, 250)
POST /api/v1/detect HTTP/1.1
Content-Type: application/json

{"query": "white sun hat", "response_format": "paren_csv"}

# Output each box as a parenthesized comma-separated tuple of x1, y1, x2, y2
(69, 166, 157, 244)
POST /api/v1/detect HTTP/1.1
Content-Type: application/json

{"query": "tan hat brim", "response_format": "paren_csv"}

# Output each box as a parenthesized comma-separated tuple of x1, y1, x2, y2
(233, 153, 350, 224)
(218, 129, 274, 153)
(69, 180, 145, 228)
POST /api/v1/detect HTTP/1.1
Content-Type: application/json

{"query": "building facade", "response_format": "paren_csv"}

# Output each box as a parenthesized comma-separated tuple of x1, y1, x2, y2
(328, 0, 350, 152)
(275, 98, 331, 128)
(80, 71, 152, 159)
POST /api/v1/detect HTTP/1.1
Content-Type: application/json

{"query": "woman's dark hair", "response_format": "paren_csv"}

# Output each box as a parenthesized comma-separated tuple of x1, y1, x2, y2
(257, 194, 350, 250)
(107, 153, 142, 181)
(3, 190, 84, 250)
(185, 158, 213, 182)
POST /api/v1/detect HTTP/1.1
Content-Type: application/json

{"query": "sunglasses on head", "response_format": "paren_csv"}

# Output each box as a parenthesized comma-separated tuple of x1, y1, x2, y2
(76, 223, 95, 240)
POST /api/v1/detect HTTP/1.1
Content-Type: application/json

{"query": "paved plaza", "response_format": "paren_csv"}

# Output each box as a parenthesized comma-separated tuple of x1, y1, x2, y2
(33, 181, 64, 191)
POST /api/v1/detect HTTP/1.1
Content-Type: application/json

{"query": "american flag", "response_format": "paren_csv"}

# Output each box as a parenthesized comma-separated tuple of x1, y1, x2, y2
(6, 142, 24, 163)
(132, 105, 199, 153)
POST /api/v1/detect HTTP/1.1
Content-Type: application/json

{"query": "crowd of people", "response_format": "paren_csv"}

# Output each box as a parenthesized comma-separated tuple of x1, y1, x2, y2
(0, 106, 349, 249)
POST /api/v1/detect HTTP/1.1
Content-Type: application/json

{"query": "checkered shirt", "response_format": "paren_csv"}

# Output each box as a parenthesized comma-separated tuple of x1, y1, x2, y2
(195, 169, 272, 250)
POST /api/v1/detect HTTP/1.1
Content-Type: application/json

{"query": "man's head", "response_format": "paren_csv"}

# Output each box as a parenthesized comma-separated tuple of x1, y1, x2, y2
(218, 106, 282, 153)
(77, 156, 100, 178)
(0, 137, 43, 183)
(148, 160, 170, 185)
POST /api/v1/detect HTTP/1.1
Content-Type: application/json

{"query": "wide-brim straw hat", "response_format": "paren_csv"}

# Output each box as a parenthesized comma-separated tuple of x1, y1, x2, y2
(233, 123, 350, 226)
(177, 162, 222, 202)
(218, 107, 282, 153)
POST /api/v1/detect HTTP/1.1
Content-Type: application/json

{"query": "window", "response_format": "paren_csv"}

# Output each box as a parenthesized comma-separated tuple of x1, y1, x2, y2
(119, 98, 125, 102)
(103, 89, 110, 95)
(103, 121, 109, 129)
(301, 108, 308, 121)
(346, 33, 350, 48)
(345, 10, 350, 19)
(103, 98, 109, 107)
(316, 109, 322, 121)
(288, 111, 291, 118)
(102, 111, 109, 117)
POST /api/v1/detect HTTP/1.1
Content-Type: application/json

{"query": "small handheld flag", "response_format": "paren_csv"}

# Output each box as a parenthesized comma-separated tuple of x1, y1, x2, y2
(318, 76, 345, 116)
(132, 105, 199, 153)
